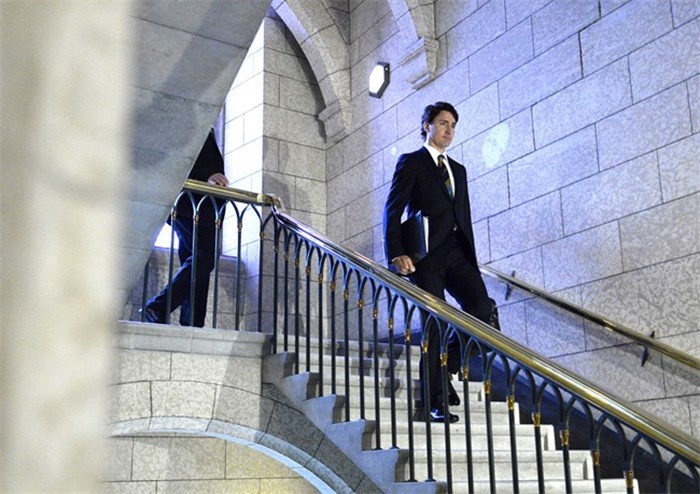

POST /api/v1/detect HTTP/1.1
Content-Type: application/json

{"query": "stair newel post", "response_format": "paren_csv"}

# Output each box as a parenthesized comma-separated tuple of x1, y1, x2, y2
(342, 269, 352, 422)
(293, 239, 302, 373)
(255, 207, 269, 335)
(316, 254, 326, 397)
(371, 284, 381, 449)
(404, 303, 417, 481)
(304, 245, 312, 373)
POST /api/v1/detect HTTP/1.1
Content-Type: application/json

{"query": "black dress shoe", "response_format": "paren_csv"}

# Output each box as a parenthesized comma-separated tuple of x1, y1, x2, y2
(448, 383, 461, 406)
(430, 407, 459, 423)
(140, 306, 165, 324)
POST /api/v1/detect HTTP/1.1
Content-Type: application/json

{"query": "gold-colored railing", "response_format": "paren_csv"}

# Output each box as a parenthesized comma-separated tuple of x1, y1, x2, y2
(140, 180, 699, 492)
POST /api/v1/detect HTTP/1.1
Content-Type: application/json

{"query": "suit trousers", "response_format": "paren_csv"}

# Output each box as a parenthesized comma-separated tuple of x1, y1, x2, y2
(148, 216, 217, 327)
(411, 231, 492, 409)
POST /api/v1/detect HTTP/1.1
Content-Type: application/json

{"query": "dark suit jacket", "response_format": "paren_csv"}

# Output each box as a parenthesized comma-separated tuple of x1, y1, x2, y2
(383, 146, 479, 269)
(173, 130, 225, 224)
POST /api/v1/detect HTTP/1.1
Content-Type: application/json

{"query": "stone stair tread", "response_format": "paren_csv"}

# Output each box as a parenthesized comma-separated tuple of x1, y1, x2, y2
(389, 422, 547, 436)
(344, 396, 516, 414)
(444, 477, 632, 493)
(411, 448, 590, 463)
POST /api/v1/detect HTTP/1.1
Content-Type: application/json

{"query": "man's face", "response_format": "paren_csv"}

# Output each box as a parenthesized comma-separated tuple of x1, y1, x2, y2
(424, 110, 456, 152)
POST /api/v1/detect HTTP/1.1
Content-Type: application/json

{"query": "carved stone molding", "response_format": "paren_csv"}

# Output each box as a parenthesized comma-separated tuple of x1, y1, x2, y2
(398, 36, 439, 89)
(319, 97, 351, 144)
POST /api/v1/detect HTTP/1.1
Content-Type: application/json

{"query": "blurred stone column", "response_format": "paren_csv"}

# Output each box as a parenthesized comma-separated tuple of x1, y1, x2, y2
(0, 1, 133, 492)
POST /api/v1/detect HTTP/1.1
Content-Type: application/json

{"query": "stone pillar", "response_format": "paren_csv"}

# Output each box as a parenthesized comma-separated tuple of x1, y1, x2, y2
(0, 1, 133, 491)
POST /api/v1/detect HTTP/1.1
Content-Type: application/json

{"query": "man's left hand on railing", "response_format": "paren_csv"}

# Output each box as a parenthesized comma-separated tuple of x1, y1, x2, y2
(208, 173, 229, 187)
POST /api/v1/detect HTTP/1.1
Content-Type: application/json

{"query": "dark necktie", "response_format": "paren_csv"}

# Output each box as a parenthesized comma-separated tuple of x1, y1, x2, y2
(437, 154, 453, 199)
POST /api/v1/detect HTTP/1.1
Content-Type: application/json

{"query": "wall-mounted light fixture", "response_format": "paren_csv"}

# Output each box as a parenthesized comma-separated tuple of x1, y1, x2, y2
(368, 62, 390, 98)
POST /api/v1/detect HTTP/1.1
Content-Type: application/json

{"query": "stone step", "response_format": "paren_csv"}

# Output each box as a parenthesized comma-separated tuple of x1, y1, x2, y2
(317, 374, 483, 404)
(443, 477, 634, 493)
(276, 337, 422, 360)
(408, 449, 593, 483)
(378, 423, 556, 453)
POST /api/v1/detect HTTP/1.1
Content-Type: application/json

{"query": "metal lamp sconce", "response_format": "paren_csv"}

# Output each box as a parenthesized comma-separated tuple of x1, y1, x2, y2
(368, 62, 390, 98)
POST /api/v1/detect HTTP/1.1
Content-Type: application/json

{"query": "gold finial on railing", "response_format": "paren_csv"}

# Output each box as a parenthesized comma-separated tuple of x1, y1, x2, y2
(388, 317, 394, 331)
(259, 231, 265, 239)
(343, 290, 349, 301)
(357, 299, 364, 309)
(305, 265, 311, 275)
(237, 222, 243, 232)
(215, 218, 222, 229)
(483, 380, 491, 396)
(294, 259, 299, 268)
(591, 450, 600, 466)
(329, 281, 336, 291)
(405, 328, 411, 342)
(440, 352, 448, 367)
(317, 274, 323, 283)
(372, 308, 378, 320)
(421, 340, 429, 353)
(532, 412, 541, 428)
(625, 470, 635, 489)
(462, 367, 469, 380)
(560, 429, 570, 447)
(507, 395, 515, 411)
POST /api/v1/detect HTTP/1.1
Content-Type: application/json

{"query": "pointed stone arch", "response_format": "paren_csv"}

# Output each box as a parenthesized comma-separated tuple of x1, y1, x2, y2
(272, 0, 352, 143)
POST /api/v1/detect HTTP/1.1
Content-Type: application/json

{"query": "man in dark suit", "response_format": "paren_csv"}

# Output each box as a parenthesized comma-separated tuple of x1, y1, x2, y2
(383, 101, 497, 423)
(143, 129, 229, 327)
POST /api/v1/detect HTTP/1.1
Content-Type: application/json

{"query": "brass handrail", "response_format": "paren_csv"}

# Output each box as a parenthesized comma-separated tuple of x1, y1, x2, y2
(181, 180, 699, 464)
(479, 264, 700, 371)
(183, 179, 284, 210)
(272, 210, 700, 465)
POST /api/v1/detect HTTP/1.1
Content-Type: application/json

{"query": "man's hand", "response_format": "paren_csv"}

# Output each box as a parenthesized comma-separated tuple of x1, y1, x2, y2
(392, 255, 415, 276)
(207, 173, 229, 187)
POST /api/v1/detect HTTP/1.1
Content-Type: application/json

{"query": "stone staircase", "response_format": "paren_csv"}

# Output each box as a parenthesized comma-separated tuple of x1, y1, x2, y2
(266, 338, 637, 493)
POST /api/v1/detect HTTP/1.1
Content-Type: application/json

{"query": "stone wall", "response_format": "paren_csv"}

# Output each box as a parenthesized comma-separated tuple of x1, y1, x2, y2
(107, 322, 378, 493)
(218, 0, 698, 435)
(325, 0, 698, 435)
(105, 435, 321, 493)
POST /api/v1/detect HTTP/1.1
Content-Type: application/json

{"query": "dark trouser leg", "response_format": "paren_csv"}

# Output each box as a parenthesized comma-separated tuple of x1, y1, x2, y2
(411, 254, 449, 410)
(147, 218, 216, 327)
(147, 218, 194, 319)
(175, 218, 216, 327)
